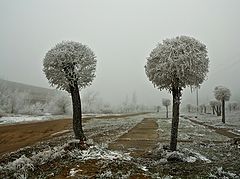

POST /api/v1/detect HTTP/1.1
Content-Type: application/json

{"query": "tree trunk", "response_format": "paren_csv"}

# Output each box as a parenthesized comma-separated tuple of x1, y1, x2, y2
(216, 106, 221, 116)
(166, 106, 168, 119)
(222, 100, 225, 124)
(212, 106, 215, 115)
(170, 85, 181, 151)
(69, 82, 86, 141)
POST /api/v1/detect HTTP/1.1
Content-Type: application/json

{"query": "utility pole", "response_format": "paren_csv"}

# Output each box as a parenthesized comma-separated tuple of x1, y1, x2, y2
(196, 87, 199, 113)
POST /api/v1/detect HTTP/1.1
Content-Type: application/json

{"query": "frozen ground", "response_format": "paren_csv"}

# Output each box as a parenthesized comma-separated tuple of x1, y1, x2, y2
(182, 110, 240, 136)
(0, 113, 126, 125)
(0, 112, 240, 178)
(0, 114, 71, 125)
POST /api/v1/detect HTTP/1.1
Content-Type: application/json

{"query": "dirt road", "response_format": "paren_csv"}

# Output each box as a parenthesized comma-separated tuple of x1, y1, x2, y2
(0, 118, 72, 156)
(109, 118, 159, 156)
(1, 113, 240, 178)
(0, 113, 148, 157)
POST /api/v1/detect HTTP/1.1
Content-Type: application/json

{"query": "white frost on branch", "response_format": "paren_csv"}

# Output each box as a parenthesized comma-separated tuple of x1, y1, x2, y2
(43, 41, 97, 92)
(68, 145, 131, 161)
(45, 93, 71, 114)
(214, 86, 231, 101)
(145, 36, 209, 91)
(162, 98, 171, 107)
(210, 100, 221, 107)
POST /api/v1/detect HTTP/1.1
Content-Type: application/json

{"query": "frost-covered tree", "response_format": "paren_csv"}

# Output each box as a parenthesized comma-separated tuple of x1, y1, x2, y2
(43, 41, 96, 141)
(228, 103, 232, 112)
(0, 85, 29, 114)
(162, 98, 171, 118)
(100, 103, 113, 114)
(210, 100, 218, 115)
(19, 102, 45, 115)
(145, 36, 209, 151)
(186, 104, 192, 113)
(0, 84, 10, 113)
(228, 102, 239, 112)
(131, 92, 138, 111)
(214, 86, 231, 123)
(82, 90, 112, 114)
(8, 90, 29, 114)
(82, 90, 98, 113)
(232, 102, 239, 111)
(46, 93, 71, 114)
(121, 95, 131, 113)
(199, 104, 207, 113)
(215, 101, 222, 116)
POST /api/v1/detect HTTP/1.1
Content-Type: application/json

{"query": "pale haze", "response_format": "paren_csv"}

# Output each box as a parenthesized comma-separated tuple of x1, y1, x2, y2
(0, 0, 240, 106)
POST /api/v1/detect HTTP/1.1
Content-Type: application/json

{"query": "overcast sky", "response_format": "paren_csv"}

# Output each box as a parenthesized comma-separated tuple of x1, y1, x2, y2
(0, 0, 240, 106)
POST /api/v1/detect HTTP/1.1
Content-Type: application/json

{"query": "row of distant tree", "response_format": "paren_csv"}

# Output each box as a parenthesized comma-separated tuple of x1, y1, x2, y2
(81, 91, 151, 114)
(186, 101, 239, 114)
(185, 86, 238, 124)
(0, 83, 71, 116)
(0, 81, 150, 116)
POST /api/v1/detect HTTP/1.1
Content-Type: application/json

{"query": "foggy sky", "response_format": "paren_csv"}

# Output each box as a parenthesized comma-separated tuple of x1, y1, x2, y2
(0, 0, 240, 106)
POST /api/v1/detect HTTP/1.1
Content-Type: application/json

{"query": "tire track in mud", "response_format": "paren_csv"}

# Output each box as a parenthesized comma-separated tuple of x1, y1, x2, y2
(109, 118, 159, 156)
(184, 116, 240, 139)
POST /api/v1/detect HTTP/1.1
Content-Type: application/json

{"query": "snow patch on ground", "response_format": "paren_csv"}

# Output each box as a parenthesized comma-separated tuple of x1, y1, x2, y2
(69, 168, 82, 177)
(51, 130, 70, 136)
(153, 145, 211, 164)
(1, 142, 131, 179)
(0, 114, 71, 125)
(98, 170, 113, 178)
(69, 145, 131, 161)
(182, 148, 211, 163)
(209, 167, 239, 178)
(139, 165, 148, 172)
(167, 150, 211, 163)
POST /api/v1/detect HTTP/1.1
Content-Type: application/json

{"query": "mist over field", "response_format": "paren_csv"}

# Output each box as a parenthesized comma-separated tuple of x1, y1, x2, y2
(0, 0, 240, 106)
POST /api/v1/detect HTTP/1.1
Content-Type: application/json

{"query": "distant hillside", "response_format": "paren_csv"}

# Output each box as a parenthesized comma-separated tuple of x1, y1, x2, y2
(0, 79, 61, 103)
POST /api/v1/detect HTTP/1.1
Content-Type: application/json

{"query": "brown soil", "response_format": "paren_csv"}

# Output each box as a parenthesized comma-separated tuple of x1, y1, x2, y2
(0, 113, 148, 157)
(0, 118, 72, 156)
(54, 117, 159, 178)
(1, 114, 240, 178)
(109, 118, 159, 157)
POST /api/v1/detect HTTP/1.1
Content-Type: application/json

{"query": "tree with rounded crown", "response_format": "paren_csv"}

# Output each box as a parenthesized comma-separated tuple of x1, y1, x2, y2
(145, 36, 209, 151)
(209, 100, 221, 116)
(199, 104, 207, 113)
(43, 41, 96, 142)
(214, 86, 231, 123)
(186, 104, 192, 113)
(162, 98, 171, 118)
(210, 100, 217, 115)
(231, 102, 239, 111)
